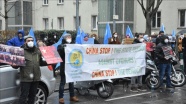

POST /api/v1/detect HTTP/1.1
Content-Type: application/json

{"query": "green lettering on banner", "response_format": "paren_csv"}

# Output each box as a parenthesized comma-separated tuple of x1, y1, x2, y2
(125, 67, 143, 75)
(116, 69, 125, 76)
(98, 58, 115, 65)
(116, 57, 136, 64)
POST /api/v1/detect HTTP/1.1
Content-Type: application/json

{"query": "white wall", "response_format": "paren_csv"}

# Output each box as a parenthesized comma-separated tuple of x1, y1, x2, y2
(33, 0, 98, 33)
(135, 0, 186, 35)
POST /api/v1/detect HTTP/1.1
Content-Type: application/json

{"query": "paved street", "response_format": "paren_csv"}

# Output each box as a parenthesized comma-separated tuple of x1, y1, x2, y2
(47, 75, 186, 104)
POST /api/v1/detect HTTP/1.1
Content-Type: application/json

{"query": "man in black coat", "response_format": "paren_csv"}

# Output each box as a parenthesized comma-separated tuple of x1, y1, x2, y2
(182, 33, 186, 73)
(57, 33, 79, 104)
(156, 31, 164, 46)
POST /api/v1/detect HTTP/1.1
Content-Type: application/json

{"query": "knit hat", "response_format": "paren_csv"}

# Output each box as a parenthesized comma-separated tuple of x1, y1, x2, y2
(62, 33, 71, 39)
(24, 35, 33, 41)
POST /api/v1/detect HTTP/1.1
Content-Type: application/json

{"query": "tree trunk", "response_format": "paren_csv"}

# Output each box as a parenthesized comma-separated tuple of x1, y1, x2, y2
(4, 0, 8, 30)
(145, 12, 151, 36)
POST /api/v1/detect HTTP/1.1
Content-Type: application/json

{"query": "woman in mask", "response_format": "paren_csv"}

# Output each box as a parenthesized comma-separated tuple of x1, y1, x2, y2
(57, 33, 79, 104)
(90, 34, 100, 44)
(108, 32, 121, 44)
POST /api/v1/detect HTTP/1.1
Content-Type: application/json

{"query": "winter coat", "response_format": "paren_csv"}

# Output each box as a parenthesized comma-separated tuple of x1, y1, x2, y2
(182, 37, 186, 51)
(57, 39, 73, 76)
(178, 38, 182, 52)
(19, 44, 44, 82)
(108, 37, 121, 44)
(7, 30, 25, 47)
(132, 39, 141, 44)
(155, 35, 172, 64)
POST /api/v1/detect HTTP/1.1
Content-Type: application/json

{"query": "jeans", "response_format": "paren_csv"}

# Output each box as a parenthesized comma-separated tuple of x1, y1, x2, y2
(59, 70, 75, 99)
(19, 82, 39, 104)
(159, 63, 172, 87)
(131, 76, 142, 87)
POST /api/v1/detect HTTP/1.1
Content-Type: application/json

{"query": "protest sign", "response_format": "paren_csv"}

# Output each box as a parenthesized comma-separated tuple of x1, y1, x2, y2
(82, 38, 94, 44)
(65, 44, 146, 83)
(123, 38, 134, 44)
(162, 46, 174, 60)
(39, 46, 62, 64)
(0, 44, 25, 66)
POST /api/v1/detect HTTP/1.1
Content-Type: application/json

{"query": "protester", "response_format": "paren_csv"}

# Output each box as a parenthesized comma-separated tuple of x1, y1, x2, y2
(130, 33, 146, 92)
(182, 33, 186, 73)
(178, 35, 183, 60)
(90, 34, 100, 44)
(11, 35, 46, 104)
(57, 33, 79, 104)
(155, 35, 174, 89)
(143, 35, 154, 52)
(156, 31, 164, 46)
(108, 32, 121, 44)
(7, 29, 25, 47)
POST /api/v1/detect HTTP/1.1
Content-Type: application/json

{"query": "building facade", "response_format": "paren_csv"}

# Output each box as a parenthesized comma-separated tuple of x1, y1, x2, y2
(1, 0, 186, 37)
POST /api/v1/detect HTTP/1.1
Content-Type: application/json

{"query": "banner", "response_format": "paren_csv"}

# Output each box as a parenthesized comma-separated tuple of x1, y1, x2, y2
(82, 38, 94, 44)
(39, 46, 62, 64)
(0, 44, 25, 66)
(65, 44, 146, 83)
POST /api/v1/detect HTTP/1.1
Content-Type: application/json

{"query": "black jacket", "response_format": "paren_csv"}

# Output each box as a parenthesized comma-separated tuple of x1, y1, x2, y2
(57, 39, 73, 75)
(155, 35, 172, 64)
(182, 37, 186, 49)
(133, 39, 141, 44)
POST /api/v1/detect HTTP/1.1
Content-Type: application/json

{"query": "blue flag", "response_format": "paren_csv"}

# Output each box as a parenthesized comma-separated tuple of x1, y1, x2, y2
(75, 27, 82, 44)
(53, 31, 66, 69)
(104, 23, 112, 44)
(29, 28, 37, 46)
(160, 24, 165, 32)
(126, 26, 134, 38)
(172, 30, 176, 37)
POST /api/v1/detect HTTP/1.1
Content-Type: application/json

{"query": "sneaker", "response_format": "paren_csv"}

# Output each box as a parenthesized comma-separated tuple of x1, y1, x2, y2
(70, 96, 79, 102)
(59, 98, 64, 104)
(138, 86, 147, 91)
(130, 86, 138, 92)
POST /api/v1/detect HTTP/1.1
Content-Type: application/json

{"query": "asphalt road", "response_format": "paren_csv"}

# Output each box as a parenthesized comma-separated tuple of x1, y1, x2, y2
(47, 79, 186, 104)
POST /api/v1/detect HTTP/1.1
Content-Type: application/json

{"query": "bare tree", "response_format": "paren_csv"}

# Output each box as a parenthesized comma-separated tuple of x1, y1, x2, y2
(0, 0, 18, 30)
(137, 0, 163, 35)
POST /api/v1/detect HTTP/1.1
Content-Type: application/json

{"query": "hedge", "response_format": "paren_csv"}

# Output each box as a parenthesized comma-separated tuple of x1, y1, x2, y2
(0, 30, 77, 44)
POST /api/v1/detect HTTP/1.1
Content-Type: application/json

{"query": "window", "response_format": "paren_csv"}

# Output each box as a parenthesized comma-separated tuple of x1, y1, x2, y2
(74, 16, 81, 29)
(0, 20, 2, 30)
(152, 11, 161, 28)
(43, 0, 48, 5)
(58, 0, 64, 4)
(43, 18, 49, 30)
(58, 17, 64, 30)
(92, 15, 97, 30)
(179, 10, 186, 27)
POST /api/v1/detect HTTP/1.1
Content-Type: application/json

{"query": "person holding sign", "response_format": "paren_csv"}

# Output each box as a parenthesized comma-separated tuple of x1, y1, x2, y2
(12, 35, 47, 104)
(108, 32, 121, 44)
(155, 35, 174, 89)
(57, 33, 79, 104)
(130, 33, 146, 92)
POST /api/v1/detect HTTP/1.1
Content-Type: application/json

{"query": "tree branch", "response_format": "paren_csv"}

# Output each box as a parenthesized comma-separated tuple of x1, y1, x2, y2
(150, 0, 163, 16)
(0, 12, 5, 18)
(137, 0, 147, 18)
(6, 1, 18, 13)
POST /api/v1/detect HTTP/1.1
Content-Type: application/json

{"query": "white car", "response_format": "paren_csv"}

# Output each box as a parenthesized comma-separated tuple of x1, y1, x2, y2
(0, 63, 56, 104)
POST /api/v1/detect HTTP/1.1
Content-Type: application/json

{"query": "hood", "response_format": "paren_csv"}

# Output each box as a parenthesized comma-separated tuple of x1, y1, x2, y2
(17, 29, 25, 37)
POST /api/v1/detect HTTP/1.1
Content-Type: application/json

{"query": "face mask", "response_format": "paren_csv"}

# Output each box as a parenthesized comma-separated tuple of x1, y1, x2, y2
(54, 36, 56, 39)
(139, 39, 144, 42)
(66, 39, 72, 43)
(44, 37, 47, 41)
(19, 37, 22, 39)
(92, 37, 95, 39)
(27, 41, 34, 48)
(114, 35, 117, 38)
(164, 39, 168, 43)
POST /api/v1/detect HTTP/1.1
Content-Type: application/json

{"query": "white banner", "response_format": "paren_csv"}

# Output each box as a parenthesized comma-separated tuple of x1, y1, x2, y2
(65, 43, 146, 83)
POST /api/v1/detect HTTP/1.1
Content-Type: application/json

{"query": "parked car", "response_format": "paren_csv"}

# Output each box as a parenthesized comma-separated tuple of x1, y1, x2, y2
(0, 63, 56, 104)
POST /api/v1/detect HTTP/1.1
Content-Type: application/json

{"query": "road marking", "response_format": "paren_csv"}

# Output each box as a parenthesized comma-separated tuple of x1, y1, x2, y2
(105, 92, 151, 101)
